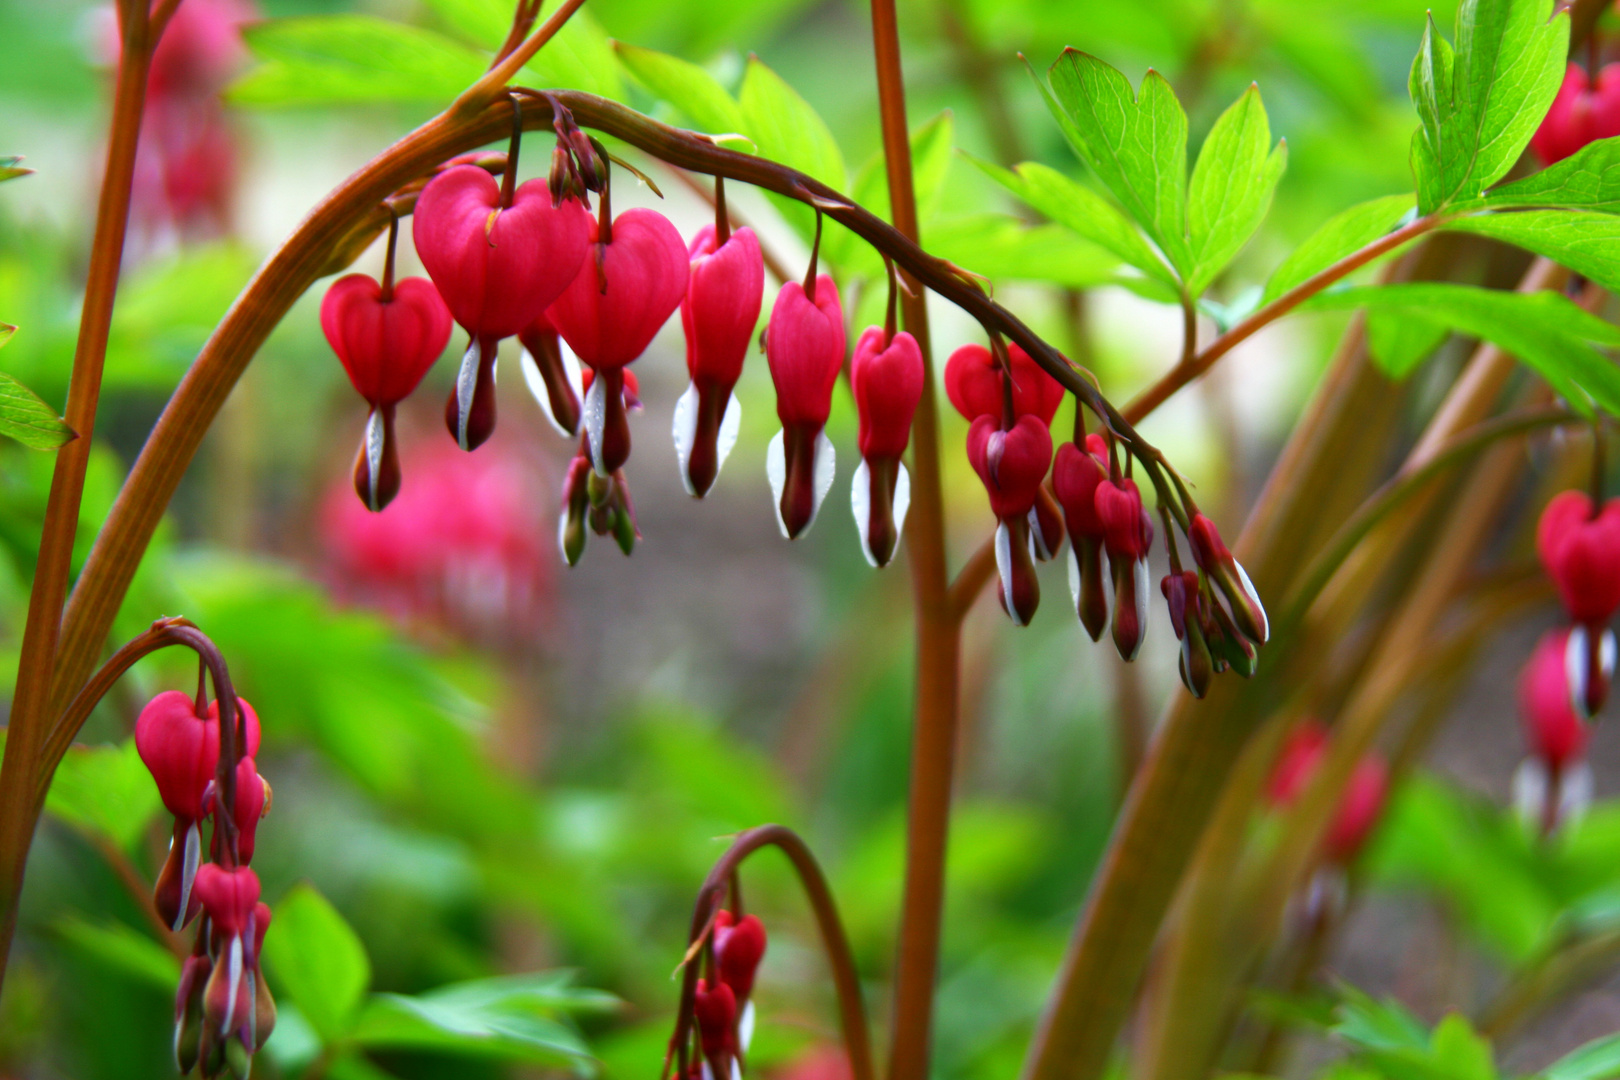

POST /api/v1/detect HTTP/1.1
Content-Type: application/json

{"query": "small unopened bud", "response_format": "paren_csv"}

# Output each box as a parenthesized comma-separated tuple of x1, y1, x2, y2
(1162, 571, 1214, 698)
(1187, 513, 1268, 646)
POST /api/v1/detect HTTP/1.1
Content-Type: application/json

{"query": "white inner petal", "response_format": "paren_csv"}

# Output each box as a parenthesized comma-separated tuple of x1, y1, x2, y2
(716, 391, 742, 474)
(1067, 543, 1082, 610)
(1567, 626, 1593, 717)
(672, 381, 700, 496)
(995, 522, 1020, 626)
(521, 348, 571, 438)
(556, 509, 571, 564)
(1604, 628, 1617, 682)
(851, 458, 876, 567)
(1234, 559, 1268, 642)
(223, 935, 244, 1035)
(766, 429, 788, 538)
(738, 1000, 756, 1052)
(1563, 760, 1595, 826)
(583, 374, 609, 476)
(454, 340, 481, 451)
(1027, 507, 1051, 560)
(364, 407, 385, 509)
(1129, 556, 1149, 659)
(892, 461, 912, 545)
(1512, 758, 1547, 827)
(808, 429, 837, 532)
(176, 821, 201, 932)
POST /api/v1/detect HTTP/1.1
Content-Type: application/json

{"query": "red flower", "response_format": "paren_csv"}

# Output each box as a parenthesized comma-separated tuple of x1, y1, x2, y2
(713, 911, 767, 1005)
(694, 977, 738, 1068)
(412, 164, 591, 449)
(850, 327, 924, 567)
(765, 275, 845, 538)
(1323, 757, 1388, 865)
(1054, 434, 1110, 640)
(194, 866, 273, 1062)
(944, 342, 1064, 425)
(1094, 477, 1154, 659)
(1267, 720, 1328, 807)
(1519, 629, 1591, 771)
(677, 225, 764, 497)
(1537, 490, 1620, 625)
(967, 415, 1053, 625)
(1187, 512, 1268, 646)
(1531, 63, 1620, 165)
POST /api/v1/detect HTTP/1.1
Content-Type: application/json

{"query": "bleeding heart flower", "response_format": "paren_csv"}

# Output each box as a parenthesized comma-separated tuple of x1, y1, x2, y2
(194, 865, 273, 1066)
(1531, 63, 1620, 165)
(677, 224, 764, 497)
(1537, 490, 1620, 715)
(967, 414, 1053, 625)
(320, 271, 453, 510)
(1162, 570, 1214, 698)
(1267, 720, 1328, 807)
(1094, 477, 1153, 660)
(714, 911, 768, 1004)
(1187, 512, 1267, 646)
(694, 977, 738, 1071)
(944, 342, 1064, 425)
(1055, 434, 1111, 640)
(205, 756, 270, 865)
(849, 326, 924, 567)
(1515, 628, 1597, 831)
(1322, 756, 1388, 865)
(413, 164, 591, 450)
(765, 274, 845, 539)
(548, 207, 688, 475)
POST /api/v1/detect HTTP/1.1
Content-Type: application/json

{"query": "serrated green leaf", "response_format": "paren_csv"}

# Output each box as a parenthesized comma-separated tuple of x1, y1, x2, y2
(1366, 310, 1451, 378)
(0, 369, 74, 450)
(924, 214, 1119, 289)
(1408, 0, 1570, 212)
(0, 157, 31, 183)
(521, 12, 621, 101)
(1042, 49, 1191, 273)
(230, 16, 486, 107)
(1262, 194, 1415, 305)
(1442, 210, 1620, 293)
(1186, 83, 1287, 294)
(1307, 284, 1620, 415)
(613, 42, 745, 137)
(1543, 1031, 1620, 1080)
(1470, 136, 1620, 211)
(261, 884, 371, 1041)
(969, 156, 1174, 284)
(54, 917, 179, 991)
(44, 739, 161, 852)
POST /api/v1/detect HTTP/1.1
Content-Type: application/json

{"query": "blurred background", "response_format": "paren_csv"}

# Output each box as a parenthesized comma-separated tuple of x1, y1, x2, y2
(3, 0, 1615, 1077)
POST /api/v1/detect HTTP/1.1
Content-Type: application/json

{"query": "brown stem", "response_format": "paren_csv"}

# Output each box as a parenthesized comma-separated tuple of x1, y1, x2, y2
(449, 0, 589, 117)
(867, 3, 956, 1078)
(668, 826, 874, 1080)
(0, 0, 155, 994)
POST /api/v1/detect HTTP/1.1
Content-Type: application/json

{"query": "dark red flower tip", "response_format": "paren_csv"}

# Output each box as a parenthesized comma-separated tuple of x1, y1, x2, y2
(1537, 490, 1620, 626)
(943, 342, 1064, 426)
(1519, 629, 1591, 771)
(1532, 62, 1620, 165)
(548, 207, 690, 370)
(852, 327, 925, 461)
(320, 274, 452, 406)
(714, 911, 767, 1003)
(1053, 434, 1109, 538)
(412, 164, 591, 340)
(683, 224, 765, 391)
(766, 275, 845, 429)
(694, 977, 738, 1059)
(966, 415, 1053, 520)
(1094, 477, 1153, 562)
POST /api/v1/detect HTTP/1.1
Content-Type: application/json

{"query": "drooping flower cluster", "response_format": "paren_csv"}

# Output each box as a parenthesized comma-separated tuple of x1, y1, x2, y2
(1536, 489, 1620, 717)
(1531, 62, 1620, 165)
(135, 682, 274, 1077)
(682, 909, 768, 1080)
(1266, 719, 1390, 868)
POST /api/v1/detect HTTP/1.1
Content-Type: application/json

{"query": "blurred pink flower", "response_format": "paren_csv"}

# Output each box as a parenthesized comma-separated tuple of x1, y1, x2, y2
(320, 438, 552, 641)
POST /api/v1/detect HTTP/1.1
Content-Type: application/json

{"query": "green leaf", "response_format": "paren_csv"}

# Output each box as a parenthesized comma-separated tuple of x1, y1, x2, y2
(0, 324, 12, 348)
(969, 156, 1175, 284)
(261, 883, 371, 1041)
(1443, 210, 1620, 293)
(45, 739, 161, 852)
(521, 12, 621, 101)
(54, 916, 179, 991)
(0, 369, 74, 450)
(1042, 49, 1191, 273)
(416, 0, 510, 47)
(1333, 984, 1432, 1054)
(230, 16, 486, 107)
(1407, 0, 1570, 212)
(925, 214, 1119, 289)
(1261, 194, 1415, 305)
(737, 56, 844, 191)
(1471, 136, 1620, 212)
(0, 156, 31, 183)
(825, 113, 954, 275)
(350, 972, 610, 1065)
(613, 42, 745, 136)
(1308, 283, 1620, 414)
(1543, 1032, 1620, 1080)
(1185, 83, 1287, 294)
(1366, 310, 1451, 378)
(1429, 1014, 1496, 1080)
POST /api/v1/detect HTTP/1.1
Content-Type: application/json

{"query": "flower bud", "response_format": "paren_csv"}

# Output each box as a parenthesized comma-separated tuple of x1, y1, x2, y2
(175, 953, 211, 1074)
(1162, 571, 1214, 698)
(195, 865, 266, 1063)
(1029, 488, 1066, 562)
(548, 208, 688, 474)
(559, 454, 592, 566)
(1323, 756, 1388, 865)
(694, 977, 738, 1064)
(204, 756, 269, 864)
(1095, 477, 1153, 660)
(944, 342, 1064, 425)
(1186, 513, 1267, 645)
(765, 275, 844, 538)
(677, 225, 764, 497)
(967, 415, 1052, 626)
(320, 274, 451, 409)
(850, 327, 924, 567)
(519, 312, 584, 438)
(1055, 435, 1110, 640)
(154, 817, 205, 931)
(1531, 62, 1620, 165)
(1520, 629, 1591, 771)
(714, 911, 767, 1004)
